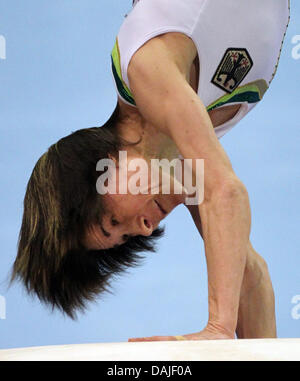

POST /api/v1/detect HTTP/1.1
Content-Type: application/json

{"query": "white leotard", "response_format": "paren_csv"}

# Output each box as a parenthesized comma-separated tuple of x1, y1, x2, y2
(111, 0, 290, 139)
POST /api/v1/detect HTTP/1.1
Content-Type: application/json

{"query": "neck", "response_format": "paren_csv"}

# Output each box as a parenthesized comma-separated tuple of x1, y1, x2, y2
(116, 100, 189, 204)
(116, 99, 180, 161)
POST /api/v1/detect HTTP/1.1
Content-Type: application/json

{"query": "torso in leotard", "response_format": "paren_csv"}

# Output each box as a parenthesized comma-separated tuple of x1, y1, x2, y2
(111, 0, 290, 139)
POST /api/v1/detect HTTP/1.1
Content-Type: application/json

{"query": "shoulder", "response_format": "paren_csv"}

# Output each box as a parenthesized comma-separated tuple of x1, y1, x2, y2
(128, 32, 197, 81)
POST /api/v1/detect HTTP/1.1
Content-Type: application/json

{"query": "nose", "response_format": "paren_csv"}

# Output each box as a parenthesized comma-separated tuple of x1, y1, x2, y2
(135, 216, 154, 236)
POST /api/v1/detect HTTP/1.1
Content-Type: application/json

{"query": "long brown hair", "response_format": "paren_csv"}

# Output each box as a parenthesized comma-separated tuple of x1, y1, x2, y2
(10, 104, 164, 319)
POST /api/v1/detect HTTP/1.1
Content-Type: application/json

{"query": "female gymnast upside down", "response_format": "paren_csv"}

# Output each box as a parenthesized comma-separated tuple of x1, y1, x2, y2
(11, 0, 290, 341)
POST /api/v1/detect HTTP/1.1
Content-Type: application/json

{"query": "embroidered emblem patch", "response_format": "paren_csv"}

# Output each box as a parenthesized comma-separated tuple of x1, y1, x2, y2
(211, 48, 253, 93)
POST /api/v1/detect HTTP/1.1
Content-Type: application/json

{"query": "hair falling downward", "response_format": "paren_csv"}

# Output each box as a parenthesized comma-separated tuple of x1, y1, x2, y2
(10, 104, 164, 319)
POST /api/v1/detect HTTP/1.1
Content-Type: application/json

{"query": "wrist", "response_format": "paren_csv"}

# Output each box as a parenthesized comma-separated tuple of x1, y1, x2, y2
(205, 320, 236, 339)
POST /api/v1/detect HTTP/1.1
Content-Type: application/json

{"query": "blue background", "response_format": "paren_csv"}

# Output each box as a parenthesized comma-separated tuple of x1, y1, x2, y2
(0, 0, 299, 349)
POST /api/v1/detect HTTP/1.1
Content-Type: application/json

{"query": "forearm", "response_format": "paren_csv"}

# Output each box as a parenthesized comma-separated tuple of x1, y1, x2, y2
(155, 75, 252, 334)
(236, 251, 277, 338)
(199, 181, 251, 335)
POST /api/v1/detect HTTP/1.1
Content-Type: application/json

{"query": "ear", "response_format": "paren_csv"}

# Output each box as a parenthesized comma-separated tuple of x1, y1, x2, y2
(108, 153, 119, 168)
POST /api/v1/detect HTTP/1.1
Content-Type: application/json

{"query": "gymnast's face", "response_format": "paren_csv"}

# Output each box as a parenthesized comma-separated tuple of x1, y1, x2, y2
(84, 153, 184, 250)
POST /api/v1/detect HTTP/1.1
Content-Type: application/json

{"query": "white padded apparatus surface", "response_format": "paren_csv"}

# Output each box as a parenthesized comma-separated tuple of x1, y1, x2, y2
(1, 339, 300, 361)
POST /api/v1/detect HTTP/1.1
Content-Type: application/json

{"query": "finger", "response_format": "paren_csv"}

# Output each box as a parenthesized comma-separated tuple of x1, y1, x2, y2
(144, 336, 174, 341)
(128, 337, 156, 342)
(128, 335, 187, 342)
(148, 335, 187, 341)
(143, 336, 183, 342)
(174, 335, 186, 341)
(128, 336, 170, 342)
(128, 337, 145, 342)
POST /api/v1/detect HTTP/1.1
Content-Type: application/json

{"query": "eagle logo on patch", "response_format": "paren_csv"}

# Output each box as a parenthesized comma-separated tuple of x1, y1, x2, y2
(211, 48, 253, 93)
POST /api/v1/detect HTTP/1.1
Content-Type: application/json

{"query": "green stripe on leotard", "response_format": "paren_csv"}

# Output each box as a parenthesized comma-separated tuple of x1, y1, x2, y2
(111, 38, 268, 111)
(111, 38, 136, 106)
(207, 79, 268, 111)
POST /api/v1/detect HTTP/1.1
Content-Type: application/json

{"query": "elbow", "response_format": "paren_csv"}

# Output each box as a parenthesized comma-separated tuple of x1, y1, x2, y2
(205, 175, 249, 205)
(201, 176, 251, 238)
(204, 175, 251, 223)
(218, 178, 249, 202)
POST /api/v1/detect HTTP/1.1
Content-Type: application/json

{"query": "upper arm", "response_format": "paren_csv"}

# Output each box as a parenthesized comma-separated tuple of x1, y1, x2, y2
(186, 204, 203, 239)
(127, 36, 187, 133)
(128, 37, 238, 194)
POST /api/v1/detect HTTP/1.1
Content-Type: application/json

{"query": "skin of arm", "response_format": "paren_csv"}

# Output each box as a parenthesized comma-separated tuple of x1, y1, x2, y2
(237, 241, 277, 338)
(187, 205, 277, 339)
(127, 37, 254, 338)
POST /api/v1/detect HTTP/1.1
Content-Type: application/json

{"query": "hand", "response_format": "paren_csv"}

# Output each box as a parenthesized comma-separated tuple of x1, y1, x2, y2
(128, 323, 235, 342)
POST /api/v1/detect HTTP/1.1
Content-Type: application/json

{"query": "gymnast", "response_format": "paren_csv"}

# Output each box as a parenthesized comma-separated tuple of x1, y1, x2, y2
(11, 0, 290, 341)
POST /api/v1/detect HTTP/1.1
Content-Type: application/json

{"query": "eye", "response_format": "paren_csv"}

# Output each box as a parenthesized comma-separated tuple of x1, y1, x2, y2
(122, 234, 129, 242)
(111, 218, 119, 226)
(100, 225, 110, 238)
